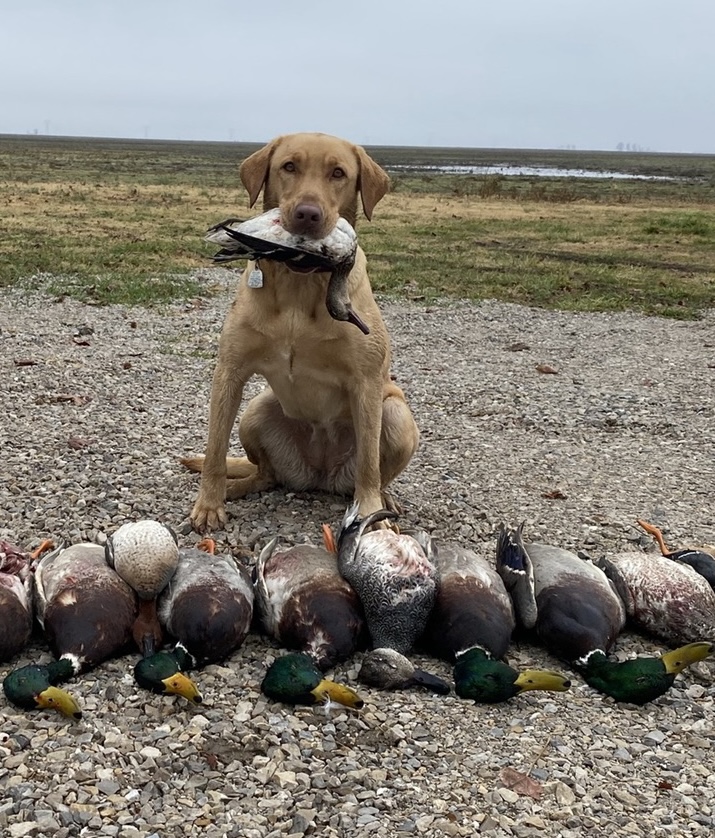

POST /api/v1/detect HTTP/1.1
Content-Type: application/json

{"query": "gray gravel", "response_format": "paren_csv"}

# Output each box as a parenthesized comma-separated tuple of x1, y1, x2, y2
(1, 272, 714, 838)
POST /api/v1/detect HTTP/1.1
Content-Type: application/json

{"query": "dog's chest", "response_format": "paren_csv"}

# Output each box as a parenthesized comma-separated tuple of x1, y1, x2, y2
(257, 341, 349, 423)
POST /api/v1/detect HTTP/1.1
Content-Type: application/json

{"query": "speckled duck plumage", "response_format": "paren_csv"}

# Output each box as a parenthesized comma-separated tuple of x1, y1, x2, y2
(337, 504, 438, 655)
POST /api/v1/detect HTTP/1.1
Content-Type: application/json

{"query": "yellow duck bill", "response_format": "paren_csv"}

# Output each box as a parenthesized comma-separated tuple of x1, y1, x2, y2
(311, 679, 365, 709)
(162, 673, 203, 704)
(513, 670, 571, 693)
(660, 641, 713, 675)
(36, 686, 83, 720)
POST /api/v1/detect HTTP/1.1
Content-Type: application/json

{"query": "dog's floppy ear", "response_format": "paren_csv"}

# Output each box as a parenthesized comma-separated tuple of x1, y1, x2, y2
(355, 146, 390, 221)
(240, 138, 281, 207)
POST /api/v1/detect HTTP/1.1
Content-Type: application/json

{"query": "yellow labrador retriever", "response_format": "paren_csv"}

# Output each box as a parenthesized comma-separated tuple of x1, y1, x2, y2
(183, 132, 419, 532)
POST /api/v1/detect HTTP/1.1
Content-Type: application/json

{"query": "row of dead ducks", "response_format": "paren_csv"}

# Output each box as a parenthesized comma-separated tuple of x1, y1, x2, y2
(1, 507, 714, 719)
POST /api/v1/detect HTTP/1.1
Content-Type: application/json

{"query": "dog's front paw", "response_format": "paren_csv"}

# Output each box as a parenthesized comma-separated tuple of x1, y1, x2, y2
(356, 495, 400, 532)
(190, 497, 227, 533)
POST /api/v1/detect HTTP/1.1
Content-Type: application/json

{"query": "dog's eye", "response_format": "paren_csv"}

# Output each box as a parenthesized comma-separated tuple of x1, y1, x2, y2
(331, 167, 345, 179)
(282, 161, 296, 173)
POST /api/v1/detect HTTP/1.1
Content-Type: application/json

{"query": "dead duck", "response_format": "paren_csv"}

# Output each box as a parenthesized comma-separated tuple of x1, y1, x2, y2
(261, 652, 364, 709)
(3, 541, 139, 717)
(496, 523, 626, 660)
(496, 523, 711, 704)
(3, 664, 82, 720)
(254, 525, 367, 670)
(337, 504, 438, 655)
(421, 539, 570, 703)
(637, 519, 715, 590)
(421, 540, 515, 662)
(597, 544, 715, 647)
(132, 539, 252, 703)
(205, 208, 368, 334)
(134, 539, 253, 704)
(34, 542, 138, 678)
(0, 538, 52, 662)
(104, 520, 179, 655)
(357, 647, 450, 694)
(158, 538, 254, 665)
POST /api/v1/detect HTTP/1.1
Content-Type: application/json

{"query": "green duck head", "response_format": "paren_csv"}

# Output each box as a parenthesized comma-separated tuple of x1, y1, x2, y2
(133, 649, 203, 704)
(578, 641, 712, 705)
(454, 648, 571, 704)
(3, 664, 82, 719)
(262, 652, 365, 709)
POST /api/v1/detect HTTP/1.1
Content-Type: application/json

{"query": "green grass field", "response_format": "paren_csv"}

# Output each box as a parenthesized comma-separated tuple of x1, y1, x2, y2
(1, 134, 714, 317)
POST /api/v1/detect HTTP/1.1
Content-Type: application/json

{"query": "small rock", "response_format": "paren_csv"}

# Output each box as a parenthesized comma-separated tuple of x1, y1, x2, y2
(9, 825, 39, 838)
(554, 781, 576, 806)
(644, 730, 666, 746)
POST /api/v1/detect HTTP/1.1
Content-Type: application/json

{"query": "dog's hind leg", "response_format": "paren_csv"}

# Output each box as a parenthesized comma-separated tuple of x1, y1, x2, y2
(225, 461, 277, 499)
(181, 455, 256, 479)
(236, 390, 318, 492)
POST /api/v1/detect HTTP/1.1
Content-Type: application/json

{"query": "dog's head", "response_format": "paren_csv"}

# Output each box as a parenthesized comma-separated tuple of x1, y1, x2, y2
(239, 132, 390, 239)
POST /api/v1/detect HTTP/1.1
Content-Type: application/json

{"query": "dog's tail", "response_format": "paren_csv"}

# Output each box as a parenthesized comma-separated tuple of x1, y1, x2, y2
(179, 456, 257, 479)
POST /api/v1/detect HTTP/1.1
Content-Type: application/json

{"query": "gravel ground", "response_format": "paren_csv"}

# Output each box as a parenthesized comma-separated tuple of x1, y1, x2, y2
(1, 272, 714, 838)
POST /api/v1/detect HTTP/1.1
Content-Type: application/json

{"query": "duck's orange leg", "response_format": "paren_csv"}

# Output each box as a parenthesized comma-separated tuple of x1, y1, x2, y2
(637, 519, 672, 556)
(197, 538, 216, 555)
(30, 539, 55, 560)
(322, 524, 337, 554)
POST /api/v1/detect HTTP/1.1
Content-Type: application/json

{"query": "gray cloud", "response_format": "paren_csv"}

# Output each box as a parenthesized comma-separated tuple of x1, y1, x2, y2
(1, 0, 712, 152)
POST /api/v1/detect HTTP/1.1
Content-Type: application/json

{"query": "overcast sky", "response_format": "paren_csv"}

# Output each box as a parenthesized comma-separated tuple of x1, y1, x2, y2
(2, 1, 713, 153)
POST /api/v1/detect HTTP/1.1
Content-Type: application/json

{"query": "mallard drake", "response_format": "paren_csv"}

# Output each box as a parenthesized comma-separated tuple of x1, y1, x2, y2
(254, 527, 366, 670)
(357, 648, 450, 694)
(133, 646, 203, 705)
(132, 539, 251, 702)
(34, 542, 138, 678)
(420, 539, 571, 703)
(157, 539, 254, 665)
(261, 652, 365, 709)
(454, 648, 570, 704)
(105, 520, 179, 655)
(4, 541, 139, 717)
(3, 664, 82, 719)
(497, 524, 712, 704)
(421, 540, 515, 662)
(337, 504, 438, 655)
(598, 546, 715, 647)
(496, 523, 626, 660)
(0, 538, 46, 662)
(637, 519, 715, 590)
(205, 208, 368, 333)
(573, 644, 712, 706)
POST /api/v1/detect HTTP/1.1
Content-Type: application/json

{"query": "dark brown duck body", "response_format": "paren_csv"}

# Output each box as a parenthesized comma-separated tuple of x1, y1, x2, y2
(158, 547, 254, 665)
(496, 527, 626, 662)
(0, 542, 34, 662)
(422, 542, 515, 661)
(255, 540, 367, 670)
(35, 544, 138, 670)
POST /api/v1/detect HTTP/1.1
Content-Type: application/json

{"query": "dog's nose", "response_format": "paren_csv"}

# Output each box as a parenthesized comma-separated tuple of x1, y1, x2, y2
(291, 203, 324, 236)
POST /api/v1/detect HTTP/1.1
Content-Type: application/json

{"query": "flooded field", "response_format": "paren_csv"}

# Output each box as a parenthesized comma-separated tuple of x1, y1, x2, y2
(386, 163, 676, 180)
